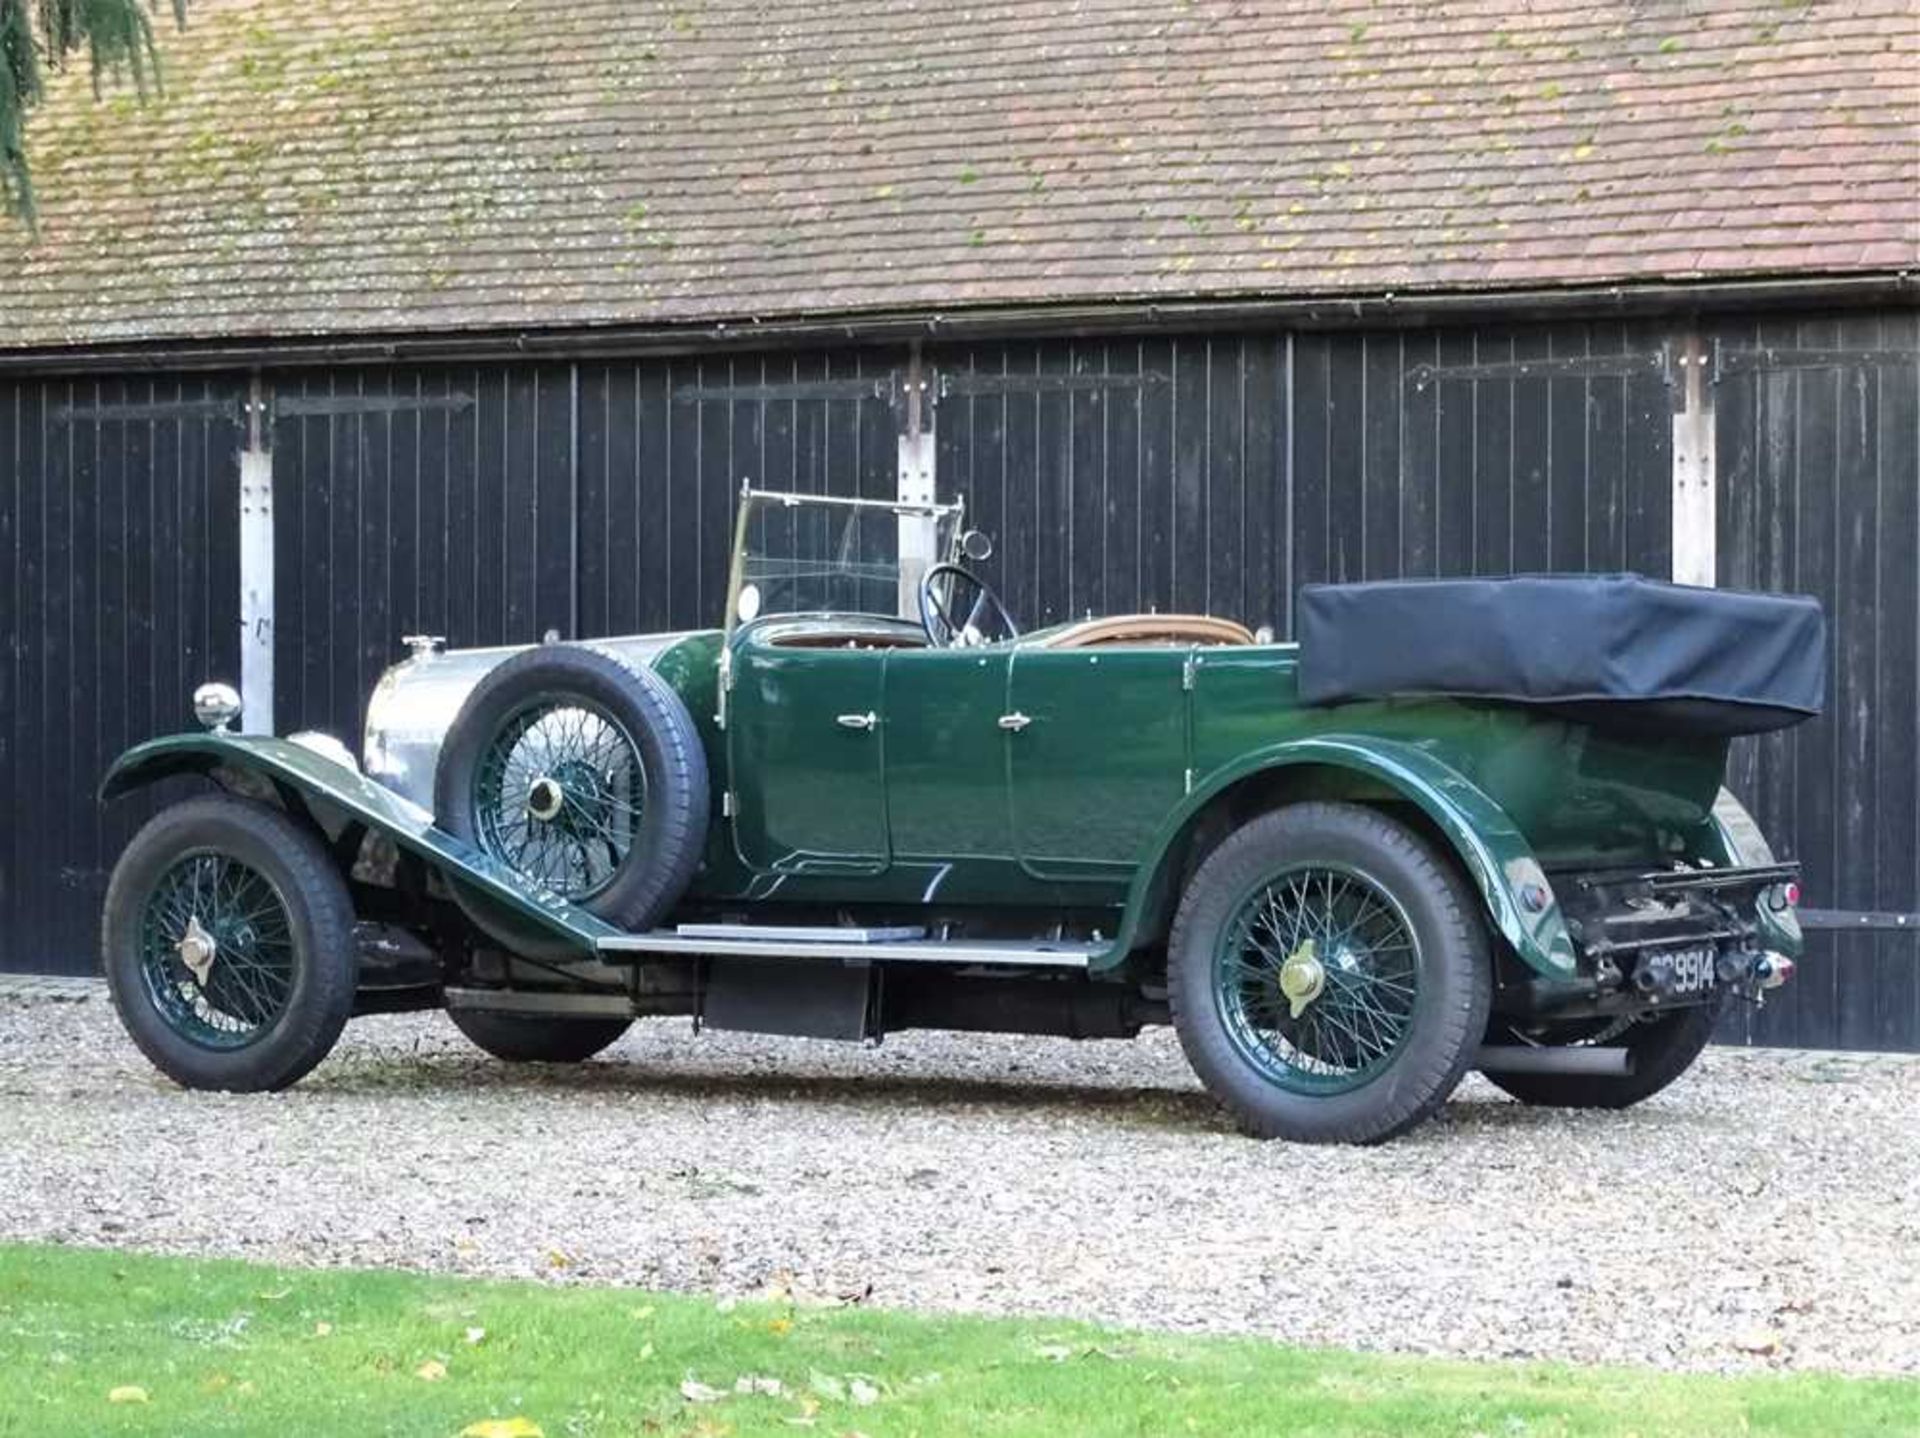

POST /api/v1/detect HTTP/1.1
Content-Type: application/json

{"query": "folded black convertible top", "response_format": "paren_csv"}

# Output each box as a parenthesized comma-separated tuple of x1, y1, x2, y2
(1297, 574, 1826, 738)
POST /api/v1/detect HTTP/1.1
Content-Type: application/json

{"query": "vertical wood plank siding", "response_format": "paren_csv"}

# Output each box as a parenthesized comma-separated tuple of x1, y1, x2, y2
(0, 375, 244, 970)
(1, 312, 1912, 1055)
(1715, 311, 1920, 1050)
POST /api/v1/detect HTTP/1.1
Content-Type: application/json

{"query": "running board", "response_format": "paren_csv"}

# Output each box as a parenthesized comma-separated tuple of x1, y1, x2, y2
(596, 930, 1099, 969)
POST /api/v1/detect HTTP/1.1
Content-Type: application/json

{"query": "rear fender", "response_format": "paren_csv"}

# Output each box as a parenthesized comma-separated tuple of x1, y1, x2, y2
(1108, 736, 1579, 979)
(101, 734, 618, 956)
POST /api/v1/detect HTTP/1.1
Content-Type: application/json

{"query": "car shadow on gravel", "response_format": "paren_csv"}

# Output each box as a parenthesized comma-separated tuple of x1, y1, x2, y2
(305, 1056, 1236, 1133)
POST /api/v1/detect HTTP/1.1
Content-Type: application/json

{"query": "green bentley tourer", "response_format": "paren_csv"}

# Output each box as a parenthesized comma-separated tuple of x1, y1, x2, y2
(97, 485, 1822, 1143)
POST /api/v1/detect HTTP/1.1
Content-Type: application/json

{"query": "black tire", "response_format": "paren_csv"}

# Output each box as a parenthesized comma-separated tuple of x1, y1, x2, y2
(448, 1009, 632, 1063)
(433, 642, 709, 941)
(1482, 998, 1724, 1109)
(1168, 802, 1492, 1144)
(102, 795, 356, 1092)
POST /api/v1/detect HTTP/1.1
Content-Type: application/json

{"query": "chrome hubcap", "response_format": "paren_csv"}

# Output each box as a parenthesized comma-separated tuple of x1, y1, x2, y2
(176, 914, 217, 986)
(526, 776, 566, 822)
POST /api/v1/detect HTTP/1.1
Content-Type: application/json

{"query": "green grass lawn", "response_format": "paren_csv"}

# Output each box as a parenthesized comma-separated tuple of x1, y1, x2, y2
(0, 1244, 1913, 1437)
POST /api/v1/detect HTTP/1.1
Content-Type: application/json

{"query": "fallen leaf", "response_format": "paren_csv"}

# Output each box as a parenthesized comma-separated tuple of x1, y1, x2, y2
(1732, 1327, 1784, 1356)
(735, 1374, 785, 1397)
(638, 1342, 656, 1361)
(545, 1249, 572, 1270)
(107, 1385, 148, 1405)
(460, 1421, 545, 1438)
(848, 1377, 880, 1405)
(767, 1316, 794, 1337)
(313, 1321, 333, 1338)
(681, 1377, 726, 1403)
(416, 1359, 449, 1382)
(464, 1326, 488, 1346)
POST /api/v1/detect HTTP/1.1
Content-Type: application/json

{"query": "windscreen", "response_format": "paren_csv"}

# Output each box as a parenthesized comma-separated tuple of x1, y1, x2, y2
(735, 493, 956, 623)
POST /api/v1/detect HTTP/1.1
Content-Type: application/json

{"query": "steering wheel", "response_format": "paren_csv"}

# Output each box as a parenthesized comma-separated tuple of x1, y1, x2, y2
(919, 562, 1019, 648)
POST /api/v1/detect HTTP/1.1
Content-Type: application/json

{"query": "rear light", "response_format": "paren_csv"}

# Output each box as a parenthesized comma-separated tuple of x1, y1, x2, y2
(1766, 881, 1800, 912)
(1755, 953, 1795, 990)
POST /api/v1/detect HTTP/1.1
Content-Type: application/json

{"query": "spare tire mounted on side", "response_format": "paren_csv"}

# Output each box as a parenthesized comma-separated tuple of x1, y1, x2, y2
(433, 643, 709, 941)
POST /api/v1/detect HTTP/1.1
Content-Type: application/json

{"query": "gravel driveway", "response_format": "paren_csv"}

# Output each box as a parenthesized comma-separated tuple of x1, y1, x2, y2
(1, 989, 1915, 1377)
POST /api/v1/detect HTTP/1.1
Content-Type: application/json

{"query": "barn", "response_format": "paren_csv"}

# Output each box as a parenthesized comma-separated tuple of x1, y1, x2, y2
(1, 0, 1914, 1049)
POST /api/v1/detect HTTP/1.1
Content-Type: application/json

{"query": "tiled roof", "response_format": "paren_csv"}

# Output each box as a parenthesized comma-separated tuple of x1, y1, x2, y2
(2, 0, 1915, 350)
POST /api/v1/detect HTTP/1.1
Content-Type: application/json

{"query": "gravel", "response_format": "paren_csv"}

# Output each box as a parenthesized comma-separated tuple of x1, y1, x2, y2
(1, 989, 1916, 1377)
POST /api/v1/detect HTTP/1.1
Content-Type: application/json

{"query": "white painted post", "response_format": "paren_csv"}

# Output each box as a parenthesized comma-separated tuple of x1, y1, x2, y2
(238, 379, 275, 732)
(1670, 333, 1717, 588)
(896, 352, 939, 619)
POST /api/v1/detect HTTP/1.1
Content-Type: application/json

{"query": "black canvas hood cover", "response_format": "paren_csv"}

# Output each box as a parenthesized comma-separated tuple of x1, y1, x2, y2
(1297, 574, 1827, 738)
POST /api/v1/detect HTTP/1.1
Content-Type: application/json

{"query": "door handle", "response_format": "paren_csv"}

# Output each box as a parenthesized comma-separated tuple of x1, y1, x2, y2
(836, 711, 878, 731)
(997, 712, 1032, 732)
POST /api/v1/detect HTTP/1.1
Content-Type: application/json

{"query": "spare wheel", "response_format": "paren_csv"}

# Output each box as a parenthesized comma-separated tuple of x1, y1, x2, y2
(433, 642, 709, 943)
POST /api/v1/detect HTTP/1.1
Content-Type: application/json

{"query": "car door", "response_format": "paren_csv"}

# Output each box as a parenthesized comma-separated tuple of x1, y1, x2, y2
(881, 645, 1018, 881)
(1005, 646, 1190, 881)
(726, 638, 889, 875)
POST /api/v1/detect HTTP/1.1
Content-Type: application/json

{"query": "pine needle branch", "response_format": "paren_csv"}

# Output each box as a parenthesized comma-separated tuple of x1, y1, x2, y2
(2, 0, 186, 227)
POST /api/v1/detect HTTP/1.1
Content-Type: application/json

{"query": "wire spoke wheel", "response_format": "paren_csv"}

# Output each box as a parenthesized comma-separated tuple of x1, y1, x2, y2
(471, 696, 647, 900)
(137, 851, 297, 1050)
(1213, 862, 1422, 1095)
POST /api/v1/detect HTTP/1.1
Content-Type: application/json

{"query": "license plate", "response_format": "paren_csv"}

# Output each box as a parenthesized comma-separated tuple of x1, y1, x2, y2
(1662, 945, 1719, 994)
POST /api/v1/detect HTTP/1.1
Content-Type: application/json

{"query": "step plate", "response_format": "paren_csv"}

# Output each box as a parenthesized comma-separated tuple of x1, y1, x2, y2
(598, 931, 1098, 969)
(675, 922, 926, 943)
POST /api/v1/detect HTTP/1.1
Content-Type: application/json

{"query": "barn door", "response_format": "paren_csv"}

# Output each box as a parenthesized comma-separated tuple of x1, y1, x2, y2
(0, 376, 245, 973)
(1713, 313, 1920, 1051)
(930, 337, 1289, 634)
(268, 366, 578, 743)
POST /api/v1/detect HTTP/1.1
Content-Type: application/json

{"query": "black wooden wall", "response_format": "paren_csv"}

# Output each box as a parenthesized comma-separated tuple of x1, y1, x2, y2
(2, 309, 1913, 1052)
(1714, 310, 1920, 1050)
(0, 377, 244, 972)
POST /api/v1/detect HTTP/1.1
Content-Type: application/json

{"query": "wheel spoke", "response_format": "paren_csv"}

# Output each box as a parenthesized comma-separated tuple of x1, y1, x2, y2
(1213, 860, 1423, 1096)
(138, 851, 297, 1051)
(470, 696, 645, 901)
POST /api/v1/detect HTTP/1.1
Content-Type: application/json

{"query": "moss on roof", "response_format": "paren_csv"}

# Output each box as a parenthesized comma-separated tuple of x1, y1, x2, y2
(1, 0, 1915, 349)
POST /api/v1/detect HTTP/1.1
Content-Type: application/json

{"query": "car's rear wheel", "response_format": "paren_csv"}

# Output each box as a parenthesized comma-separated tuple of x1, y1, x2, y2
(102, 795, 356, 1092)
(1168, 802, 1491, 1143)
(448, 1009, 632, 1064)
(1481, 999, 1724, 1109)
(434, 643, 709, 947)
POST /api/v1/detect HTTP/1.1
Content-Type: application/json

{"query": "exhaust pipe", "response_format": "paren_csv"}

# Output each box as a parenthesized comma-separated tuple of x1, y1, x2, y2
(1475, 1045, 1634, 1077)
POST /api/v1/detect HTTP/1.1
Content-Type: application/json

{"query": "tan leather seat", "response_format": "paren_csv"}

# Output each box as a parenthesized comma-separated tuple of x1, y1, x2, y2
(1034, 614, 1256, 650)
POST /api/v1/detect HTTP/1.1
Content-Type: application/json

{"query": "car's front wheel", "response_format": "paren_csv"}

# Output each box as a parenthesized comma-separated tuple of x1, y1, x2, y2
(1168, 802, 1491, 1143)
(102, 795, 357, 1092)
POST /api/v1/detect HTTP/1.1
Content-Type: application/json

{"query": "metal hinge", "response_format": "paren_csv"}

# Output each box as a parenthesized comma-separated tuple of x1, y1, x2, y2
(1182, 655, 1197, 691)
(721, 791, 735, 818)
(997, 712, 1032, 732)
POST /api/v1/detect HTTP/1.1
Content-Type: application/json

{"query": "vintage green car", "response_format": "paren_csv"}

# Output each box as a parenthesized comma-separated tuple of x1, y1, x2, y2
(98, 487, 1821, 1143)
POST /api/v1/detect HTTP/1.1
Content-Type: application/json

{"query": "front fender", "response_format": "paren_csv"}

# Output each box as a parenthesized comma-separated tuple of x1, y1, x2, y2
(102, 734, 620, 953)
(1107, 736, 1579, 978)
